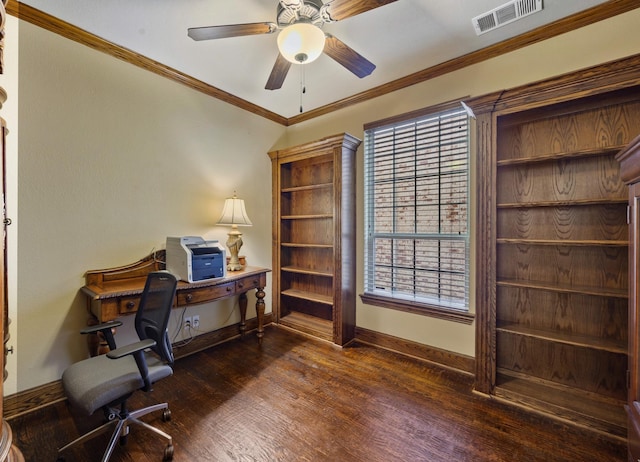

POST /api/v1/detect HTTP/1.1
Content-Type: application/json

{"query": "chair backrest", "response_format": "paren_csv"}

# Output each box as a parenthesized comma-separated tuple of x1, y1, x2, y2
(135, 271, 178, 365)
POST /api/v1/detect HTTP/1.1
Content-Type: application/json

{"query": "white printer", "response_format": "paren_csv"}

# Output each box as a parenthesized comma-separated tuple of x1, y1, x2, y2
(166, 236, 226, 282)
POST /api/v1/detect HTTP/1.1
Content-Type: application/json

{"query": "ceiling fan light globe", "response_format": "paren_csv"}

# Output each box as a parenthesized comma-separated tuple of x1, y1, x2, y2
(277, 22, 325, 64)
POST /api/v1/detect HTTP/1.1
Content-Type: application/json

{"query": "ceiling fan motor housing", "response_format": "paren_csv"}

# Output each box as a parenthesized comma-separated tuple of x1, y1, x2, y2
(277, 0, 325, 27)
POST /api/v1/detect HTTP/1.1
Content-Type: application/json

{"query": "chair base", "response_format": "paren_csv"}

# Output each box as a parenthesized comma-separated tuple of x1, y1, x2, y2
(57, 402, 173, 462)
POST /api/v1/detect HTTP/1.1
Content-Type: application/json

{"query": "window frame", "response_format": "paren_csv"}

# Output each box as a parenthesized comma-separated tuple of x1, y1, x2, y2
(361, 100, 475, 324)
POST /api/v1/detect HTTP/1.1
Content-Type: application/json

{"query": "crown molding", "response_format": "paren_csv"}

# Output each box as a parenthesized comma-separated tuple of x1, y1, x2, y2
(288, 0, 640, 124)
(6, 1, 288, 126)
(7, 1, 640, 126)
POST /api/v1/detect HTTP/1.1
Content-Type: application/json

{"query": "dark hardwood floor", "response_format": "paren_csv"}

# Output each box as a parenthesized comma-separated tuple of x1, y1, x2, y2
(9, 326, 626, 461)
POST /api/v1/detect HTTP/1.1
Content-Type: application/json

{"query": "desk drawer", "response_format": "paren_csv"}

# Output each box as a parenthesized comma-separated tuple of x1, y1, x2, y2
(177, 282, 235, 306)
(119, 296, 140, 315)
(236, 274, 264, 292)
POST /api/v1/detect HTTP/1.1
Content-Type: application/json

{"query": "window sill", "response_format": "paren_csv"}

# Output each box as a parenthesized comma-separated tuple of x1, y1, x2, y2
(360, 292, 475, 325)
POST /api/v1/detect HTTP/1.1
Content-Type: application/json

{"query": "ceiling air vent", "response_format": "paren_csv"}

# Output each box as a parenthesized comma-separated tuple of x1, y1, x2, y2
(472, 0, 543, 35)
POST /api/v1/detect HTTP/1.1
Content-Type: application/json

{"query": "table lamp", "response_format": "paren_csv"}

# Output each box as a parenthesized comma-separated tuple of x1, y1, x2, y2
(216, 193, 253, 271)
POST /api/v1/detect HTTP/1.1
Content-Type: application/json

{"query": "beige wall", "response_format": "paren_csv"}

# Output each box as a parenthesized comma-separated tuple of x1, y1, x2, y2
(6, 8, 640, 394)
(13, 21, 284, 393)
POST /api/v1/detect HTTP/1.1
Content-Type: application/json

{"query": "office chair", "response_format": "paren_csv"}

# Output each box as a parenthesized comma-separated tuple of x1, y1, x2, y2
(57, 271, 178, 462)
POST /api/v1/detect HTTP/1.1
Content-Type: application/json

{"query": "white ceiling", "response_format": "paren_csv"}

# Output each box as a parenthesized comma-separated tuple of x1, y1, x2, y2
(21, 0, 610, 119)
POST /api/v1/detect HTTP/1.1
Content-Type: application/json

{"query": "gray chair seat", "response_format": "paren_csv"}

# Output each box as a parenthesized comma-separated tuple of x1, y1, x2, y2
(62, 351, 172, 416)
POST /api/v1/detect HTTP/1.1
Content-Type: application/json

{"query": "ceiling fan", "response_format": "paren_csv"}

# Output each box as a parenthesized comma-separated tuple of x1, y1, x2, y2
(187, 0, 398, 90)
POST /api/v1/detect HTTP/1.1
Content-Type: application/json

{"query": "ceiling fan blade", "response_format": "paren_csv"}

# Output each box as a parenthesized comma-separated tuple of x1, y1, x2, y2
(324, 34, 375, 78)
(265, 53, 292, 90)
(188, 22, 277, 41)
(323, 0, 398, 21)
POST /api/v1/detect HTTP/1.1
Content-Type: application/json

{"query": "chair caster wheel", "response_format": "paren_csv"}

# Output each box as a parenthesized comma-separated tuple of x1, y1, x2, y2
(102, 406, 118, 422)
(163, 444, 174, 461)
(162, 408, 172, 422)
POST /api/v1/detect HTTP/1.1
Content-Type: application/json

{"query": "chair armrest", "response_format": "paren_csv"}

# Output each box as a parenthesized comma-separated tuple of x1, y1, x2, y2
(106, 338, 157, 392)
(80, 320, 123, 351)
(80, 320, 123, 335)
(106, 339, 156, 360)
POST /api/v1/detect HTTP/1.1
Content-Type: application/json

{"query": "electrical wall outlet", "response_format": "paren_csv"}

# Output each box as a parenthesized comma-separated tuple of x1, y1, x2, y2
(183, 316, 192, 330)
(192, 315, 200, 329)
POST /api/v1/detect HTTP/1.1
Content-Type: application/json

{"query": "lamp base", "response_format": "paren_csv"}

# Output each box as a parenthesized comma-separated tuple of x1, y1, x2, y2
(226, 255, 246, 270)
(226, 231, 244, 272)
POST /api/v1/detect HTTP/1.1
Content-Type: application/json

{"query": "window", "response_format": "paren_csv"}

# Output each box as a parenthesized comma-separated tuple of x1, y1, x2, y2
(362, 104, 472, 322)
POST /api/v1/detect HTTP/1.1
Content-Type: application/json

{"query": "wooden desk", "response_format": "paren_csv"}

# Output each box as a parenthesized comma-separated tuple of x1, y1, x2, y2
(81, 250, 269, 355)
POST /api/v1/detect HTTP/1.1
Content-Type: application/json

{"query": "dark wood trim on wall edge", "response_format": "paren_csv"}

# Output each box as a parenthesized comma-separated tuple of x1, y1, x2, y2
(3, 380, 66, 421)
(171, 313, 272, 361)
(3, 314, 272, 420)
(5, 2, 288, 126)
(7, 1, 640, 127)
(355, 326, 475, 376)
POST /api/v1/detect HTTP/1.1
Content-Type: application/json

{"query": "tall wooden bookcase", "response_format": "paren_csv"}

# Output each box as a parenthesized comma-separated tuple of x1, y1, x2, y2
(0, 1, 23, 459)
(268, 133, 360, 345)
(469, 55, 640, 439)
(616, 133, 640, 460)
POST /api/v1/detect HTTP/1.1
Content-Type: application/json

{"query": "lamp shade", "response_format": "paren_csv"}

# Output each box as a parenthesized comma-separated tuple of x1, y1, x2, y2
(216, 195, 253, 226)
(277, 22, 326, 64)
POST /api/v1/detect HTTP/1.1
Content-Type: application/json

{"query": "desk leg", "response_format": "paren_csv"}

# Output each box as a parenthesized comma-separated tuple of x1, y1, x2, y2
(238, 292, 248, 338)
(86, 316, 114, 356)
(86, 298, 112, 356)
(239, 288, 265, 344)
(256, 286, 265, 344)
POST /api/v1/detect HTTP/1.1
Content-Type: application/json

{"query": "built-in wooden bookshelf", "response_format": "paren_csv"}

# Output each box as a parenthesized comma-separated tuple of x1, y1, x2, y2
(491, 97, 640, 438)
(469, 66, 640, 439)
(268, 134, 360, 345)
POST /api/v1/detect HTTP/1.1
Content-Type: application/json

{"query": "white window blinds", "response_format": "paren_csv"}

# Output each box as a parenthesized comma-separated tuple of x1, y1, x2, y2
(364, 106, 470, 312)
